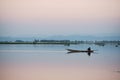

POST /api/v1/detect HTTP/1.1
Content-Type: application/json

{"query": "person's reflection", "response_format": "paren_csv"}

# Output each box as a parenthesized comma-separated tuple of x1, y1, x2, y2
(87, 52, 91, 56)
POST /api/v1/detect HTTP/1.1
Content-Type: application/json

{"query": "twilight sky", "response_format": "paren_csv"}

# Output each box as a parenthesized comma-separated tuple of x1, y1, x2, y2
(0, 0, 120, 37)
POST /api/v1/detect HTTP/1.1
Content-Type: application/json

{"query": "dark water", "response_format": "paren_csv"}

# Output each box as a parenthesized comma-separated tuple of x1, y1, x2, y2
(0, 44, 120, 80)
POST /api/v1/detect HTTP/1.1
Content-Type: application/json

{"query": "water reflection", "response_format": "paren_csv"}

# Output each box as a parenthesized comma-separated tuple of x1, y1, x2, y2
(67, 52, 93, 56)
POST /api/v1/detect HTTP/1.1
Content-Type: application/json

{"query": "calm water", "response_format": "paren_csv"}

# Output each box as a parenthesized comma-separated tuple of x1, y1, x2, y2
(0, 44, 120, 80)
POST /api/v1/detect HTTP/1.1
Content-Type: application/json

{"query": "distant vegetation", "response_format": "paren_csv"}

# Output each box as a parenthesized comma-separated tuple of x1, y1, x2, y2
(0, 39, 120, 47)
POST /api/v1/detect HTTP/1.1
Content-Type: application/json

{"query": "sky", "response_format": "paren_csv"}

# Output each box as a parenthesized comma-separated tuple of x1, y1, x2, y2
(0, 0, 120, 37)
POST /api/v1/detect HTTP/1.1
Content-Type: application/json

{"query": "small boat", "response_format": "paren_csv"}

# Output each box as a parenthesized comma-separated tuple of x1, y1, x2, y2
(66, 49, 94, 53)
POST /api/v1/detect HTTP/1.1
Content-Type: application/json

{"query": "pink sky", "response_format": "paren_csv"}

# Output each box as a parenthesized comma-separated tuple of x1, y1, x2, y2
(0, 0, 120, 36)
(0, 0, 120, 21)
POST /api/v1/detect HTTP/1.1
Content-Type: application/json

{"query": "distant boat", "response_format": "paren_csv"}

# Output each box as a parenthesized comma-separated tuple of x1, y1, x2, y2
(66, 49, 94, 53)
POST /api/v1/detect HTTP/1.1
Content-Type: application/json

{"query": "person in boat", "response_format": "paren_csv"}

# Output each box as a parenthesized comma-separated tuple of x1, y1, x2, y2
(87, 47, 91, 56)
(87, 47, 91, 51)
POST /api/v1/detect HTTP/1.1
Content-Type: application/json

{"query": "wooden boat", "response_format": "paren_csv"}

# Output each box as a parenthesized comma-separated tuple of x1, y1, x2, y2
(66, 49, 94, 52)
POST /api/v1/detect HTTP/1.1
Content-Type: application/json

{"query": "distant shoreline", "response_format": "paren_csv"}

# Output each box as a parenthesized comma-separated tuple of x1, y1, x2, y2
(0, 40, 120, 47)
(0, 42, 75, 45)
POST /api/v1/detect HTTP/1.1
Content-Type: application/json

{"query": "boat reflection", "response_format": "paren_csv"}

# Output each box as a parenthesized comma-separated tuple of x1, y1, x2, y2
(67, 51, 93, 56)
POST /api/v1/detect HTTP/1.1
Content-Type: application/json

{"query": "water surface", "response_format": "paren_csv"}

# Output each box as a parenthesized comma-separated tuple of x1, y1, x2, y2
(0, 44, 120, 80)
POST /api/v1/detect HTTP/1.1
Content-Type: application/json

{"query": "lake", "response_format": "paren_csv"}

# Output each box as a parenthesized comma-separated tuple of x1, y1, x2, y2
(0, 44, 120, 80)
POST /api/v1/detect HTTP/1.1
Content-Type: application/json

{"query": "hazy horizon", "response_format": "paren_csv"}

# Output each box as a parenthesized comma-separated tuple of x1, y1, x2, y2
(0, 35, 120, 41)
